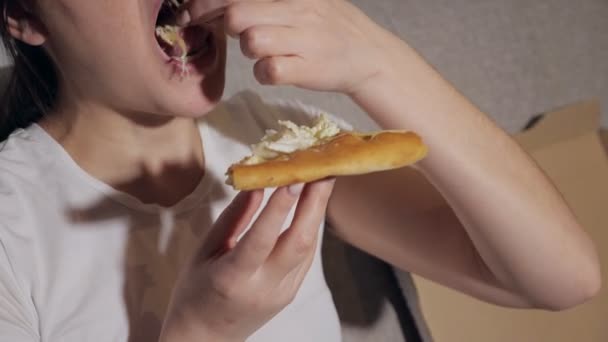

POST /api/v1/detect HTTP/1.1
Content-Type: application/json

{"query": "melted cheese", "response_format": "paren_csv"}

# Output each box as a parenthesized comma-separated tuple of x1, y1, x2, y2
(155, 25, 187, 58)
(244, 114, 341, 165)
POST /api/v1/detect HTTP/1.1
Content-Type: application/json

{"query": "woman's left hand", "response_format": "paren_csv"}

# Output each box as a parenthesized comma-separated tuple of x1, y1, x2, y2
(183, 0, 397, 95)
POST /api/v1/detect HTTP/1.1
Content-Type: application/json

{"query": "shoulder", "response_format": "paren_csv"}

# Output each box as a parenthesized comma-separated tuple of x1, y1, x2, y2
(0, 126, 50, 241)
(0, 166, 36, 244)
(0, 128, 48, 207)
(0, 125, 50, 182)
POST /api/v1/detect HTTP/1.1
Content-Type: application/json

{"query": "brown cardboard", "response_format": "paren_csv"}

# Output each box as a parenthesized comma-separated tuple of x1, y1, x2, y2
(413, 101, 608, 342)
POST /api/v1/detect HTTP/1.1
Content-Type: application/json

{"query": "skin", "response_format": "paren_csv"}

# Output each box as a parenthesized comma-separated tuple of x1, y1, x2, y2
(7, 0, 601, 341)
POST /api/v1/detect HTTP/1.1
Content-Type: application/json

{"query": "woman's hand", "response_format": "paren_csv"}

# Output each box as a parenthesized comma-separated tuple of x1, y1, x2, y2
(160, 179, 335, 342)
(181, 0, 397, 95)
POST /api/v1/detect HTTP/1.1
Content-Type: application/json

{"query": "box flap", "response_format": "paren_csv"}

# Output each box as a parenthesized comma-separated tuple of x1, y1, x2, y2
(515, 100, 600, 150)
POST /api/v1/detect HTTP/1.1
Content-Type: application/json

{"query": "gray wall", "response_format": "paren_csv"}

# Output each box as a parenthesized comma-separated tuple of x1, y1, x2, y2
(2, 0, 607, 130)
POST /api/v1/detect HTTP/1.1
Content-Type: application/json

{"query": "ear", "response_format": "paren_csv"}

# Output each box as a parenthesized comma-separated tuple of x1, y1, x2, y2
(6, 7, 47, 46)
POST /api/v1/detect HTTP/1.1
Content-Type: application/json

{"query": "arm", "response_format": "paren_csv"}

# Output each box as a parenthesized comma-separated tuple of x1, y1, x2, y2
(328, 35, 601, 310)
(211, 0, 601, 310)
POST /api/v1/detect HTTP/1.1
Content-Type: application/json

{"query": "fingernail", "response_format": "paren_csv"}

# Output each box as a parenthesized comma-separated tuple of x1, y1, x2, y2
(176, 9, 191, 26)
(288, 183, 304, 196)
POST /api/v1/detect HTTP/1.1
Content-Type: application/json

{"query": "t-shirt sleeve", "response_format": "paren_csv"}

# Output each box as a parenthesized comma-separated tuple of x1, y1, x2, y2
(0, 235, 38, 341)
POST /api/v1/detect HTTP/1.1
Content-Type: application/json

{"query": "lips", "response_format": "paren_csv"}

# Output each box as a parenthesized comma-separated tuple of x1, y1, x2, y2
(153, 0, 213, 62)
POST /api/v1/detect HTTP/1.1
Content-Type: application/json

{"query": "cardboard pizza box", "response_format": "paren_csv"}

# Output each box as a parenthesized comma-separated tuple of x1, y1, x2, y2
(412, 101, 608, 342)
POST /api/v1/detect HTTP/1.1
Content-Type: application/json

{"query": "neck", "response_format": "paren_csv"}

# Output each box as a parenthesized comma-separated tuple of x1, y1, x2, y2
(40, 97, 206, 207)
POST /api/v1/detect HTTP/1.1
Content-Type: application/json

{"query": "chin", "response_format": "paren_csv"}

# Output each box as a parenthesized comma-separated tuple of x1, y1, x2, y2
(170, 95, 223, 119)
(160, 53, 227, 119)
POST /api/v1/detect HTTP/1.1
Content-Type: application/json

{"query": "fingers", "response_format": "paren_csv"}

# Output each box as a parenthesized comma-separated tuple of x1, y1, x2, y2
(197, 190, 264, 262)
(228, 184, 305, 272)
(221, 191, 266, 251)
(177, 0, 230, 26)
(224, 1, 294, 38)
(178, 0, 276, 26)
(265, 178, 336, 278)
(254, 55, 306, 86)
(183, 0, 314, 88)
(284, 249, 316, 292)
(239, 26, 304, 60)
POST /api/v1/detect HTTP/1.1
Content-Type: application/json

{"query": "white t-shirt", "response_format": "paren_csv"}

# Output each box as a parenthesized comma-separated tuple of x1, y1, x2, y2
(0, 91, 350, 341)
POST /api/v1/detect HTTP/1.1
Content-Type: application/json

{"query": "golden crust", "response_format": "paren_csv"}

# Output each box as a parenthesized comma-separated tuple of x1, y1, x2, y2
(226, 131, 428, 191)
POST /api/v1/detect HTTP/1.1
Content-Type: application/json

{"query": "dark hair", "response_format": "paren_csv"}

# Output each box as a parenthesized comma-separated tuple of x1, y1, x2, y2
(0, 0, 58, 141)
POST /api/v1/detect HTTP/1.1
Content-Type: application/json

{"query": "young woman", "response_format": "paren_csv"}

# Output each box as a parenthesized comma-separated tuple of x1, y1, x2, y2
(0, 0, 600, 341)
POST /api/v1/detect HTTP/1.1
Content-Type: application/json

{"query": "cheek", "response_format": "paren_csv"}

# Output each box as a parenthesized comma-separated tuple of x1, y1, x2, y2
(45, 17, 153, 103)
(43, 2, 229, 119)
(43, 2, 151, 78)
(44, 2, 141, 66)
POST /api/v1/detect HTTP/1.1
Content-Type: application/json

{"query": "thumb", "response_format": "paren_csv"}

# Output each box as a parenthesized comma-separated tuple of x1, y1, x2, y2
(195, 190, 264, 263)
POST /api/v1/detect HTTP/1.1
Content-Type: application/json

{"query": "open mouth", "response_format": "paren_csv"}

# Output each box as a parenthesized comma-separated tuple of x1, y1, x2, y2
(154, 0, 214, 68)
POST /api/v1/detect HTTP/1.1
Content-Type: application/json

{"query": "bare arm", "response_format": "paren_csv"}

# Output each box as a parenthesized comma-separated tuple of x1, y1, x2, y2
(198, 0, 602, 311)
(328, 35, 601, 310)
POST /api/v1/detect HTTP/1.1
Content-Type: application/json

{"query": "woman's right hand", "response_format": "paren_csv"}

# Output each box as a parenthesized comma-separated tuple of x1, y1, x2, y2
(159, 179, 336, 342)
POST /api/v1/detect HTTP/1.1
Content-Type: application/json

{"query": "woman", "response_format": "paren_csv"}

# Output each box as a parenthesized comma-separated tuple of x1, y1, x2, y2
(0, 0, 600, 341)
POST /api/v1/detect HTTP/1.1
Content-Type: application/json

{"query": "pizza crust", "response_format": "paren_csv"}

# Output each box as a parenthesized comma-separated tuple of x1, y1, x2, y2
(226, 131, 428, 191)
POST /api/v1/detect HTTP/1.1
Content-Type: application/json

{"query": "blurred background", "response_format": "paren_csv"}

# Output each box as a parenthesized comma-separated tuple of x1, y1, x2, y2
(220, 0, 608, 131)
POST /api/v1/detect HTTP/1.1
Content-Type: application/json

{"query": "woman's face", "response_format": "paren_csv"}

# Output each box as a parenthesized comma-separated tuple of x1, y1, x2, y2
(34, 0, 227, 119)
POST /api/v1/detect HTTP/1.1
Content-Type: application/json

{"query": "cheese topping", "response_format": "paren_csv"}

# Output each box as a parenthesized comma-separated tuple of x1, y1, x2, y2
(243, 114, 341, 165)
(156, 25, 187, 58)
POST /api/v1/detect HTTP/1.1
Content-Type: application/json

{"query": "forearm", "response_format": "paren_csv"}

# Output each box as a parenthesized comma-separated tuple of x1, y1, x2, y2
(349, 35, 601, 309)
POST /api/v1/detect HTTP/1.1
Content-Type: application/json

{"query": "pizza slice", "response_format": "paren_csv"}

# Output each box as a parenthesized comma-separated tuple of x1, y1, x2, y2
(226, 114, 428, 191)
